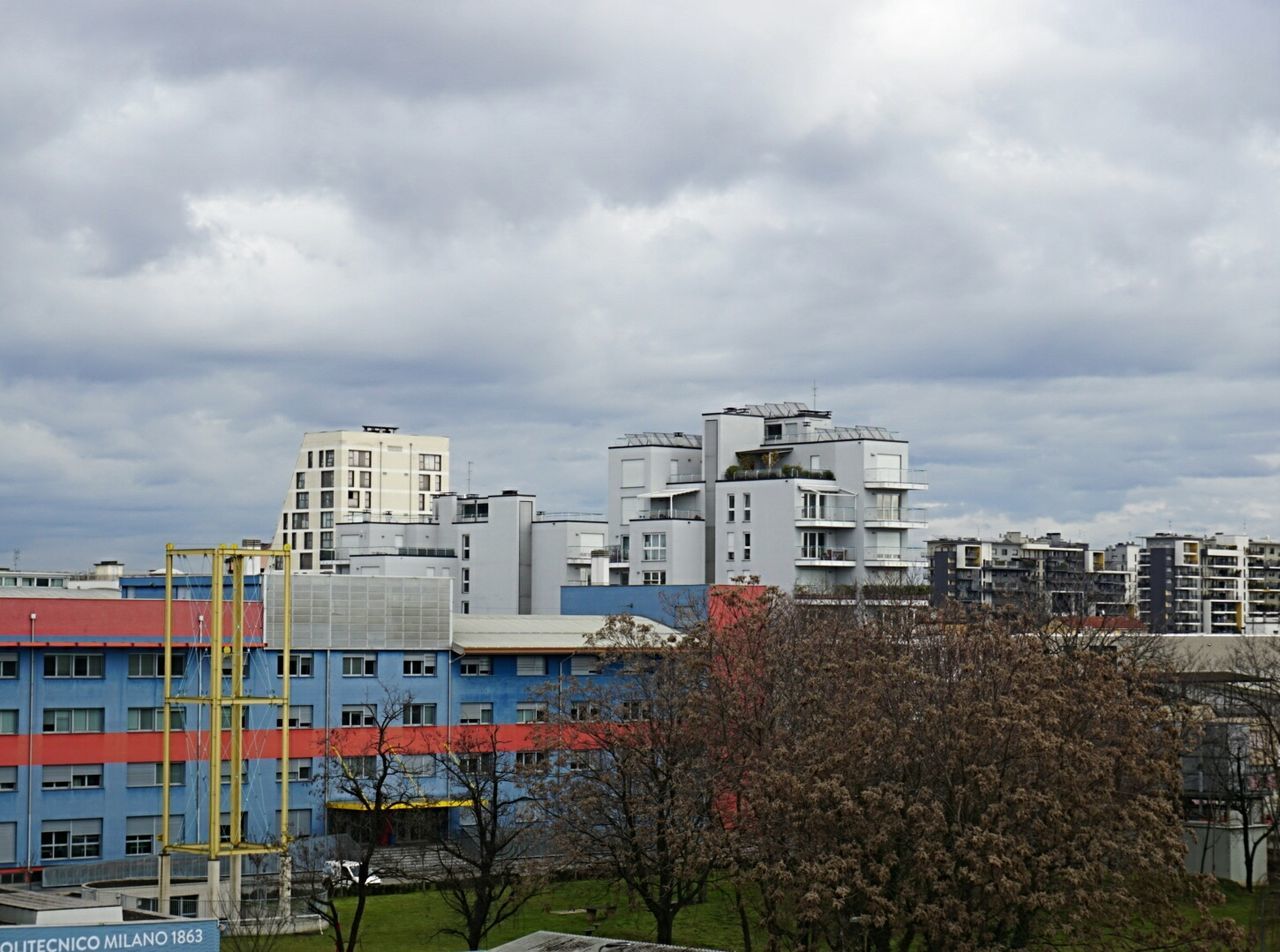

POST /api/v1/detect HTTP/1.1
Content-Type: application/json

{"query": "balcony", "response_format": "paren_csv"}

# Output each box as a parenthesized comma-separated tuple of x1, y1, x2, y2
(667, 469, 704, 485)
(341, 511, 436, 525)
(862, 507, 928, 528)
(863, 546, 926, 566)
(632, 508, 703, 521)
(565, 545, 611, 563)
(796, 505, 857, 525)
(796, 546, 854, 564)
(608, 545, 628, 564)
(343, 546, 457, 559)
(536, 511, 605, 521)
(724, 466, 835, 482)
(863, 467, 928, 489)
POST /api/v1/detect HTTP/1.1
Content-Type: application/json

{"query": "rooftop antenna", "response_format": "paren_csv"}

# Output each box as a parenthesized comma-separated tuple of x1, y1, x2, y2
(467, 460, 473, 495)
(812, 380, 818, 408)
(11, 549, 18, 570)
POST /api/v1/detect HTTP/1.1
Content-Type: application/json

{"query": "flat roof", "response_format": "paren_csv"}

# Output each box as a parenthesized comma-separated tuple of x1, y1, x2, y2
(452, 614, 677, 652)
(0, 889, 118, 912)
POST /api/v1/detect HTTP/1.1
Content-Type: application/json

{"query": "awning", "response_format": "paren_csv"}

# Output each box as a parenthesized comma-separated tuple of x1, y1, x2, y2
(326, 798, 470, 812)
(638, 487, 700, 499)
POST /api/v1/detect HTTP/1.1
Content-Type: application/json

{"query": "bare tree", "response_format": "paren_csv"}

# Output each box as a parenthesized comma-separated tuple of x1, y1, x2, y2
(532, 615, 722, 945)
(315, 691, 426, 952)
(420, 725, 546, 950)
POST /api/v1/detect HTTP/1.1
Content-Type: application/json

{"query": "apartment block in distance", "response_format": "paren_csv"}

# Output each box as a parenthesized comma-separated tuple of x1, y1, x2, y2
(1140, 533, 1250, 634)
(271, 426, 449, 572)
(607, 402, 927, 593)
(927, 532, 1138, 617)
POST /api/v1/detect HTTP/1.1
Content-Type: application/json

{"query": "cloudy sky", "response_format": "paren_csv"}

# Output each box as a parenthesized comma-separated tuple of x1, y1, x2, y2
(1, 1, 1277, 572)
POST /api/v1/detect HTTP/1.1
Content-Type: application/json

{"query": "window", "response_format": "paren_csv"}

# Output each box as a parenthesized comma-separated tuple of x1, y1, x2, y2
(348, 450, 372, 467)
(742, 493, 751, 522)
(320, 531, 333, 550)
(461, 601, 470, 615)
(125, 816, 162, 856)
(403, 653, 437, 677)
(277, 653, 314, 678)
(342, 654, 377, 677)
(295, 473, 306, 489)
(419, 453, 442, 471)
(302, 531, 313, 550)
(399, 755, 434, 776)
(461, 534, 471, 559)
(42, 764, 102, 790)
(459, 703, 493, 725)
(458, 753, 495, 775)
(418, 474, 432, 491)
(516, 656, 546, 677)
(320, 511, 334, 528)
(127, 707, 184, 732)
(642, 533, 667, 562)
(41, 819, 101, 860)
(218, 760, 250, 786)
(307, 452, 313, 468)
(281, 809, 312, 839)
(281, 759, 313, 783)
(127, 762, 185, 787)
(418, 493, 426, 510)
(571, 655, 601, 676)
(0, 711, 17, 734)
(363, 491, 371, 508)
(621, 700, 650, 722)
(403, 703, 436, 726)
(516, 702, 546, 724)
(220, 652, 250, 678)
(340, 756, 376, 779)
(810, 454, 822, 471)
(299, 553, 314, 570)
(801, 531, 826, 560)
(461, 567, 470, 594)
(0, 766, 16, 791)
(321, 449, 335, 467)
(45, 708, 105, 733)
(642, 571, 666, 585)
(296, 492, 309, 509)
(43, 653, 103, 678)
(726, 494, 735, 522)
(0, 654, 16, 678)
(291, 512, 309, 530)
(460, 656, 491, 677)
(321, 470, 334, 488)
(278, 705, 313, 728)
(170, 896, 199, 919)
(743, 532, 752, 561)
(570, 701, 599, 722)
(726, 532, 735, 562)
(515, 751, 545, 768)
(340, 704, 376, 727)
(128, 653, 186, 678)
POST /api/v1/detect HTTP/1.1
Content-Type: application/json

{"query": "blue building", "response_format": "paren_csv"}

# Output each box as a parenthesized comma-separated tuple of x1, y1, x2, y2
(0, 578, 667, 883)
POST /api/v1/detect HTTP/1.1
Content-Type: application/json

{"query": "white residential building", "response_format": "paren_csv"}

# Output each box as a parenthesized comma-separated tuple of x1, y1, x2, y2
(333, 491, 606, 615)
(271, 426, 450, 573)
(607, 402, 927, 592)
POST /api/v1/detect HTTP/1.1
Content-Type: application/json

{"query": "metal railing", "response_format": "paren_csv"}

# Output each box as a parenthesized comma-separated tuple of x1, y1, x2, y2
(796, 506, 857, 521)
(565, 546, 611, 559)
(863, 546, 926, 562)
(796, 546, 852, 561)
(863, 507, 928, 524)
(667, 470, 704, 484)
(344, 547, 457, 559)
(536, 511, 605, 521)
(863, 467, 928, 485)
(632, 508, 703, 521)
(340, 511, 436, 525)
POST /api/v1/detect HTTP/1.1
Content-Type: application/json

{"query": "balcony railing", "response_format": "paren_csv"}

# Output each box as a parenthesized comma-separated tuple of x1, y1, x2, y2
(565, 545, 611, 559)
(724, 467, 835, 482)
(796, 546, 853, 562)
(340, 511, 436, 525)
(667, 470, 704, 484)
(796, 506, 857, 522)
(536, 511, 605, 521)
(863, 507, 928, 525)
(863, 467, 928, 487)
(343, 546, 457, 559)
(632, 508, 704, 521)
(608, 545, 628, 563)
(863, 546, 926, 563)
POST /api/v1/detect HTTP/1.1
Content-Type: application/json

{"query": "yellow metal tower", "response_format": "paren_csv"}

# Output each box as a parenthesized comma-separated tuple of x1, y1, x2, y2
(159, 543, 293, 921)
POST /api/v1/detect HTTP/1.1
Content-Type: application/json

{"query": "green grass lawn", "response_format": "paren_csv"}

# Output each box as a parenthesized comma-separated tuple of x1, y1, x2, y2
(263, 878, 1259, 952)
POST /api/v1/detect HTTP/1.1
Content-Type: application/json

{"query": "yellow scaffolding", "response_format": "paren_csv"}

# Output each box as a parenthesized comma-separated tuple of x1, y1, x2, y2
(160, 544, 292, 917)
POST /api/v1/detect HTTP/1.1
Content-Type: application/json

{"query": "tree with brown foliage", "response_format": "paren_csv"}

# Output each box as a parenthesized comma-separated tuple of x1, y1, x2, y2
(694, 592, 1242, 952)
(531, 615, 723, 945)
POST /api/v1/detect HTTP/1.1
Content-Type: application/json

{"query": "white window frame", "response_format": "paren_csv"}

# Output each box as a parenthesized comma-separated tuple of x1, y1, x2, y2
(516, 656, 546, 677)
(642, 532, 667, 562)
(458, 702, 493, 725)
(571, 655, 602, 676)
(459, 656, 491, 677)
(341, 653, 377, 677)
(403, 653, 437, 677)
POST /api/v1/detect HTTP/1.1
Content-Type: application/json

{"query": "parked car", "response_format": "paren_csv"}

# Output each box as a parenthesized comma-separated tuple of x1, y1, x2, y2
(323, 859, 382, 889)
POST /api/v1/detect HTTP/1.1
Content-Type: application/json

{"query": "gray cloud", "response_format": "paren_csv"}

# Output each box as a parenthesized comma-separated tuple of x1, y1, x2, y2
(1, 0, 1277, 571)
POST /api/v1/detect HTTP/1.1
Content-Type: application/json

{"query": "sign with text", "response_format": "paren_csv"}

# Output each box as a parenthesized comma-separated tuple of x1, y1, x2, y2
(0, 919, 218, 952)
